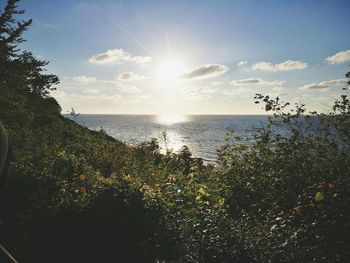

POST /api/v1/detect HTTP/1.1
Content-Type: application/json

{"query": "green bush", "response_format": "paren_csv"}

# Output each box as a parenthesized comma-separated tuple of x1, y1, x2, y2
(216, 82, 350, 262)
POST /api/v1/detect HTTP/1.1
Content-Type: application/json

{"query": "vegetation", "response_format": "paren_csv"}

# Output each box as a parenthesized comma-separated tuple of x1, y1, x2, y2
(1, 0, 350, 262)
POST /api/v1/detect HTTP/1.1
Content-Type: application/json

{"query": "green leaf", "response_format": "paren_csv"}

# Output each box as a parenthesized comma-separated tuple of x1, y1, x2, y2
(198, 186, 209, 196)
(315, 191, 324, 202)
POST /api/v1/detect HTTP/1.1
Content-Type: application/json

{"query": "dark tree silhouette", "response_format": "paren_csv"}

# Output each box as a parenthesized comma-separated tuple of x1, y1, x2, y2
(0, 0, 59, 97)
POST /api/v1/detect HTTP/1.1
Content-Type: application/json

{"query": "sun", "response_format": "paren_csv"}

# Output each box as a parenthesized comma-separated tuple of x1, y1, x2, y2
(155, 57, 187, 83)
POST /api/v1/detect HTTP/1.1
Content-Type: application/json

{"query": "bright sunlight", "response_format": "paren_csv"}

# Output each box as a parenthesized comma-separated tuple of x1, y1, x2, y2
(155, 57, 187, 83)
(156, 114, 187, 125)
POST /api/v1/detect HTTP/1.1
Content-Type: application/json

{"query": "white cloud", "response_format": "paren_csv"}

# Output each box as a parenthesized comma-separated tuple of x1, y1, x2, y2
(230, 78, 285, 86)
(325, 50, 350, 64)
(67, 94, 123, 105)
(237, 60, 248, 67)
(103, 81, 141, 93)
(89, 49, 151, 65)
(252, 60, 307, 72)
(181, 64, 229, 80)
(52, 92, 124, 114)
(72, 75, 97, 83)
(271, 86, 285, 92)
(299, 79, 347, 91)
(187, 86, 218, 95)
(61, 77, 142, 95)
(118, 85, 141, 93)
(223, 87, 253, 98)
(111, 81, 142, 93)
(178, 86, 218, 100)
(117, 72, 146, 81)
(50, 90, 66, 99)
(84, 88, 100, 95)
(270, 86, 286, 96)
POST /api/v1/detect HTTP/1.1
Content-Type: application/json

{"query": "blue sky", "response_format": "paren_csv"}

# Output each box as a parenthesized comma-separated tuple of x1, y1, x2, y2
(12, 0, 350, 114)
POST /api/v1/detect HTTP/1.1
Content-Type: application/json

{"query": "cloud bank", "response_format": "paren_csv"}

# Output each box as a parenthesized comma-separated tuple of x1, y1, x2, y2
(181, 64, 229, 80)
(89, 49, 151, 65)
(223, 87, 253, 98)
(325, 50, 350, 64)
(73, 75, 97, 83)
(252, 60, 307, 72)
(237, 60, 248, 67)
(299, 79, 347, 91)
(178, 86, 218, 100)
(117, 72, 146, 81)
(230, 78, 285, 86)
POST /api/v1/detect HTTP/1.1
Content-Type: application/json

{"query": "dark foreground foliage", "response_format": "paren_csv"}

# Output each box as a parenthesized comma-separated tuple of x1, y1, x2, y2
(1, 1, 350, 262)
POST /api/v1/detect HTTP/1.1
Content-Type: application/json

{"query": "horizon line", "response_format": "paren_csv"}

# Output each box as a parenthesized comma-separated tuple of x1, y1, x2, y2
(62, 113, 271, 116)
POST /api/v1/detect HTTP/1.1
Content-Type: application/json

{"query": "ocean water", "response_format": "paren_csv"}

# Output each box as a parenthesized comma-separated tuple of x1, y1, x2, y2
(69, 115, 269, 163)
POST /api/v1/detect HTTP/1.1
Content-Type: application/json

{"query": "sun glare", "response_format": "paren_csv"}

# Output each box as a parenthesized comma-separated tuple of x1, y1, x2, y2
(155, 58, 186, 83)
(156, 114, 187, 125)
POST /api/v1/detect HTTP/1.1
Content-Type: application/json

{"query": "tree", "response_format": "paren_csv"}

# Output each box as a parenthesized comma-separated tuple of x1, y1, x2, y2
(0, 0, 59, 98)
(0, 0, 61, 158)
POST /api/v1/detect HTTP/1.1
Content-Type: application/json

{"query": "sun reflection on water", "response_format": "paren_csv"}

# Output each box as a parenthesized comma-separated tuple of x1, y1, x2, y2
(153, 115, 190, 154)
(157, 129, 187, 154)
(156, 114, 187, 125)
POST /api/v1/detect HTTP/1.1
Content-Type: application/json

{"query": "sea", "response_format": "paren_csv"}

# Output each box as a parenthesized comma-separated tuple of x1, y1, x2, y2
(68, 115, 269, 163)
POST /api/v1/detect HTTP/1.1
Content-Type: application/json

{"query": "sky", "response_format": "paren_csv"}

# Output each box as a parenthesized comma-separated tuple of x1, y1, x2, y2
(10, 0, 350, 114)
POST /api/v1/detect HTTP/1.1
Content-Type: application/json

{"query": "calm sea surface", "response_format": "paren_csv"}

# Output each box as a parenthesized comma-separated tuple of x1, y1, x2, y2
(69, 115, 269, 163)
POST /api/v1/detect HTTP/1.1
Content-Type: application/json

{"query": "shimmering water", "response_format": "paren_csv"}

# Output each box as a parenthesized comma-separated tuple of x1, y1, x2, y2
(69, 115, 269, 163)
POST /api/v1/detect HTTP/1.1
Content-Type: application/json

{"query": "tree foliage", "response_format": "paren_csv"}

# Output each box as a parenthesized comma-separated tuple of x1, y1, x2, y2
(0, 0, 59, 97)
(216, 70, 350, 262)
